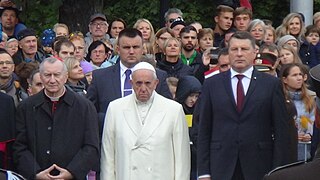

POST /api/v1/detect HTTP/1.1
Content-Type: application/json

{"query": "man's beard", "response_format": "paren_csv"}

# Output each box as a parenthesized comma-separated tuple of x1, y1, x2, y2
(183, 44, 195, 52)
(2, 25, 14, 32)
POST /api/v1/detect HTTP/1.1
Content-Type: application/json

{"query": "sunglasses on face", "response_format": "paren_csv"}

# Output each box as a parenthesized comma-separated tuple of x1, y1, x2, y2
(169, 17, 183, 23)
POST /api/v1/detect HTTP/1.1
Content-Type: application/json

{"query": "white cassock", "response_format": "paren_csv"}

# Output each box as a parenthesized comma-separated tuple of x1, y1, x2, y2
(100, 92, 190, 180)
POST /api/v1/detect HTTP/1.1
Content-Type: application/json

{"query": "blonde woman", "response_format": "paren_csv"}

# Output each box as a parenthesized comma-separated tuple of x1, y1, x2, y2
(64, 57, 87, 95)
(276, 13, 305, 42)
(133, 18, 155, 44)
(279, 44, 303, 65)
(157, 37, 193, 79)
(265, 25, 277, 45)
(153, 27, 174, 61)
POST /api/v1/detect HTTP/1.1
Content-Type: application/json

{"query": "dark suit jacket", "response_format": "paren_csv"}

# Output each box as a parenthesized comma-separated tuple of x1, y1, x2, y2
(0, 92, 15, 169)
(197, 69, 292, 180)
(13, 90, 100, 179)
(263, 145, 320, 180)
(87, 63, 172, 136)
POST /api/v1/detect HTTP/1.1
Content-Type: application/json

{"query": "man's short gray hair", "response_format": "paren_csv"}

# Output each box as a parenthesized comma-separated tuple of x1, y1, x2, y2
(164, 8, 183, 22)
(39, 57, 68, 74)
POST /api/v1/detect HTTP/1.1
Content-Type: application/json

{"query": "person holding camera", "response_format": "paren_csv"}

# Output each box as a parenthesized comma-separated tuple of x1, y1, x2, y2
(203, 48, 231, 79)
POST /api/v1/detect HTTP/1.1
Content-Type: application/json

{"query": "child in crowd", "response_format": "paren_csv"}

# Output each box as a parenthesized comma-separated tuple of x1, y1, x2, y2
(41, 28, 55, 56)
(5, 38, 18, 56)
(300, 25, 320, 68)
(175, 75, 202, 180)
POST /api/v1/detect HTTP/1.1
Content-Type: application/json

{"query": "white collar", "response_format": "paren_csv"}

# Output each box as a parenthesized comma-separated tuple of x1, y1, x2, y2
(230, 66, 254, 79)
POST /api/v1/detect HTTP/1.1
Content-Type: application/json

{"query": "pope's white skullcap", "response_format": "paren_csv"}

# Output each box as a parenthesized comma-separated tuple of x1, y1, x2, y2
(132, 62, 156, 73)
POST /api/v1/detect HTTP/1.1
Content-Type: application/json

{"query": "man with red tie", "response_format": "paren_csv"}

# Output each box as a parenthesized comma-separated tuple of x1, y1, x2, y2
(197, 31, 294, 180)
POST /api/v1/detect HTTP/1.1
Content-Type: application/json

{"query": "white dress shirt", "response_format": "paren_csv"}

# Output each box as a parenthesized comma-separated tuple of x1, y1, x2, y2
(230, 66, 253, 103)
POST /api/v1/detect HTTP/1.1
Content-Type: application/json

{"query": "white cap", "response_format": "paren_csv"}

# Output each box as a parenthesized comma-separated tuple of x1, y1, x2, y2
(132, 62, 156, 73)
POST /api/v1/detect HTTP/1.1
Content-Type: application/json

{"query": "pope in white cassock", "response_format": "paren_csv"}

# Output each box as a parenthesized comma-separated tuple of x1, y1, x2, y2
(100, 62, 191, 180)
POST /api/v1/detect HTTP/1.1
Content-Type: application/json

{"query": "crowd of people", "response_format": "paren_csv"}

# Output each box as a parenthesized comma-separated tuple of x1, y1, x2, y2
(1, 0, 320, 179)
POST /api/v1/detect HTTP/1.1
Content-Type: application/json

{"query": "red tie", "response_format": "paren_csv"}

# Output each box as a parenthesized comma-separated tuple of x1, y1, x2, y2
(236, 75, 245, 112)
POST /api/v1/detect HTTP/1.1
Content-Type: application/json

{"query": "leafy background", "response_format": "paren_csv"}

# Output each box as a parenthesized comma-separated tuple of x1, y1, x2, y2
(14, 0, 320, 34)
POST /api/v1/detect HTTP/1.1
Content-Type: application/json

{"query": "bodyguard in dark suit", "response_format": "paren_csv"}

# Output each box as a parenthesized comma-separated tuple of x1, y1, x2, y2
(197, 31, 292, 180)
(87, 28, 171, 135)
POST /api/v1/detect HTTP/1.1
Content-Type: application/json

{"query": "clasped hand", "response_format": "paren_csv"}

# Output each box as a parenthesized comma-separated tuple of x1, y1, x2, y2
(35, 164, 73, 180)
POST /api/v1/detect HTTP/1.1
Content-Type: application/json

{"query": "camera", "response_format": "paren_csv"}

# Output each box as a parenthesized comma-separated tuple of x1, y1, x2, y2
(209, 48, 220, 65)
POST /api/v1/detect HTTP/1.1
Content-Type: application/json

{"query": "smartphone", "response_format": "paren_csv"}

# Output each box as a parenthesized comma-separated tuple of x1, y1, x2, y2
(209, 48, 219, 64)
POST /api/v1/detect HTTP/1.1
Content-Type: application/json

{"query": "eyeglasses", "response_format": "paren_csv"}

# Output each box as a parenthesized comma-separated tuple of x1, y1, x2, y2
(169, 17, 183, 23)
(0, 61, 14, 65)
(90, 22, 108, 27)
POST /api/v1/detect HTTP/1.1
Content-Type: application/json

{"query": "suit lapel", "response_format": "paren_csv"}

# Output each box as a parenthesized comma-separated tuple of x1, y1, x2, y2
(242, 70, 259, 109)
(123, 95, 142, 137)
(222, 71, 237, 109)
(111, 63, 122, 98)
(135, 93, 165, 147)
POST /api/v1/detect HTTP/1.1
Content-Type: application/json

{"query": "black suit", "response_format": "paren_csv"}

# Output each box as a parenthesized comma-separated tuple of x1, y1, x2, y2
(197, 69, 292, 180)
(87, 63, 172, 136)
(0, 92, 15, 169)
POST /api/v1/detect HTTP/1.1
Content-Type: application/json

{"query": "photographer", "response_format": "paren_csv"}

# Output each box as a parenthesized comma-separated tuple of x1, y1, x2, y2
(203, 47, 230, 79)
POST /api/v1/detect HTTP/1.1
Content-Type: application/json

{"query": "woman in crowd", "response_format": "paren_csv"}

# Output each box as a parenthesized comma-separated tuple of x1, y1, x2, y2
(107, 18, 126, 44)
(133, 18, 155, 44)
(85, 40, 110, 69)
(197, 28, 214, 53)
(276, 12, 305, 43)
(157, 37, 193, 79)
(53, 23, 69, 37)
(175, 75, 202, 180)
(69, 32, 93, 86)
(281, 63, 315, 161)
(64, 57, 87, 95)
(154, 27, 174, 62)
(265, 25, 277, 45)
(277, 34, 300, 52)
(5, 38, 18, 56)
(247, 19, 266, 46)
(279, 44, 303, 65)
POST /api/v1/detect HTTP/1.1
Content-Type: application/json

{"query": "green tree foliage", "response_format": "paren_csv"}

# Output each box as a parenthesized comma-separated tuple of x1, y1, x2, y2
(251, 0, 290, 27)
(16, 0, 61, 34)
(14, 0, 320, 34)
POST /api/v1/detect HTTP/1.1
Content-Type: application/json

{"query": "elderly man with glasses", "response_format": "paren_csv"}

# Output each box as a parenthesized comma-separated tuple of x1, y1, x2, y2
(164, 8, 184, 28)
(84, 13, 110, 54)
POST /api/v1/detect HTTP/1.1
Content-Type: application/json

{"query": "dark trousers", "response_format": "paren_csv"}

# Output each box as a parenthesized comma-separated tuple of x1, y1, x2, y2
(232, 159, 245, 180)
